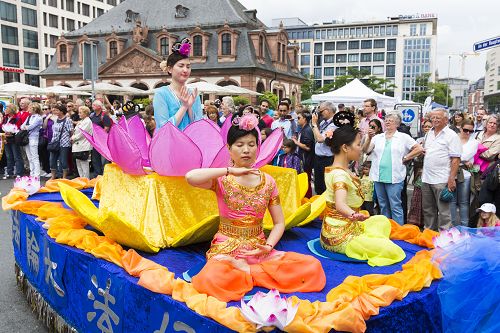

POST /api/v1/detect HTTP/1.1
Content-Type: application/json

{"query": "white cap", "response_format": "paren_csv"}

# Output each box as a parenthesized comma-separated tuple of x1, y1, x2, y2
(477, 203, 496, 214)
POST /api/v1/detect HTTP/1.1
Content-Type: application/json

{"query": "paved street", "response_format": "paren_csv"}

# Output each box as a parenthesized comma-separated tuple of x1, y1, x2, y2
(0, 179, 46, 333)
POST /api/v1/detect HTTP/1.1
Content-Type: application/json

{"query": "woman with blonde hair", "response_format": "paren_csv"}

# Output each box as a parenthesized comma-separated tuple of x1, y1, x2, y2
(71, 106, 93, 178)
(476, 203, 500, 227)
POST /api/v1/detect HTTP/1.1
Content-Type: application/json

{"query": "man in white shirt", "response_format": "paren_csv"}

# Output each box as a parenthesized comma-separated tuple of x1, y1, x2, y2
(271, 102, 294, 139)
(421, 108, 462, 231)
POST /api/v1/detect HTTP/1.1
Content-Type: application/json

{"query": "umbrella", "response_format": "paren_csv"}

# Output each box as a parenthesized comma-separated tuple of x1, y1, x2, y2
(40, 85, 91, 96)
(186, 82, 234, 94)
(0, 82, 43, 97)
(71, 82, 150, 96)
(223, 85, 262, 96)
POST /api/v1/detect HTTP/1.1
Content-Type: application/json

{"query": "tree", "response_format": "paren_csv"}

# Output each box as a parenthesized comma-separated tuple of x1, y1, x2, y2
(232, 96, 250, 106)
(300, 75, 315, 100)
(258, 91, 278, 110)
(414, 73, 452, 106)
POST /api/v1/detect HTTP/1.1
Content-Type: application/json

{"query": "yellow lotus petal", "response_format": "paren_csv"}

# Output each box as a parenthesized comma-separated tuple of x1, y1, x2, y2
(264, 202, 311, 231)
(98, 211, 159, 253)
(171, 215, 220, 247)
(58, 182, 100, 229)
(297, 195, 326, 227)
(297, 172, 309, 200)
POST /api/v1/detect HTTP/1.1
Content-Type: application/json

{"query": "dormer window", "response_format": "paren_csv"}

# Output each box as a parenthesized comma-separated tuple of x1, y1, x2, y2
(109, 41, 118, 58)
(155, 29, 178, 57)
(192, 35, 202, 56)
(105, 32, 126, 61)
(216, 23, 240, 62)
(188, 26, 211, 63)
(159, 37, 169, 56)
(259, 35, 264, 58)
(60, 44, 67, 62)
(221, 33, 231, 55)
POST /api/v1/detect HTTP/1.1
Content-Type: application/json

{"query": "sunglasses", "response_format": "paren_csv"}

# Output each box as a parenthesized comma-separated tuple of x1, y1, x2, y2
(369, 125, 378, 130)
(462, 128, 474, 133)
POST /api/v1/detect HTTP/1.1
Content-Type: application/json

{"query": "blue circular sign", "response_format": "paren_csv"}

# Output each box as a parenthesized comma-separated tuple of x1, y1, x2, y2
(401, 108, 416, 123)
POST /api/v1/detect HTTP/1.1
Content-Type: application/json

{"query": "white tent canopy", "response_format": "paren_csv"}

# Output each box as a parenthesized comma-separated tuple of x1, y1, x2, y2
(71, 82, 150, 96)
(311, 79, 397, 108)
(223, 85, 262, 96)
(0, 82, 43, 96)
(40, 85, 91, 96)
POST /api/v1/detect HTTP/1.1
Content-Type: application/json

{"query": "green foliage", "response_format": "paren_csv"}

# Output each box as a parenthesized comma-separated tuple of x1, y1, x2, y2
(232, 96, 250, 106)
(258, 91, 278, 110)
(300, 75, 315, 101)
(414, 74, 452, 106)
(132, 97, 151, 108)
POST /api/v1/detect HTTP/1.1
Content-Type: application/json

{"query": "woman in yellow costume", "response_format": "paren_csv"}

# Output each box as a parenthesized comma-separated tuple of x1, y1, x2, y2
(320, 119, 406, 266)
(186, 114, 326, 302)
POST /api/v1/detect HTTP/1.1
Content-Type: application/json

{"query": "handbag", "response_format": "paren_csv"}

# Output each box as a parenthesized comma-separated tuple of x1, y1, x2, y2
(15, 116, 30, 146)
(47, 118, 67, 152)
(73, 151, 90, 161)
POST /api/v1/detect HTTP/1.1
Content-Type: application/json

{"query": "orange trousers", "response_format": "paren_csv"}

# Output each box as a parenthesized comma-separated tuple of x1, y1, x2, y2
(191, 252, 326, 302)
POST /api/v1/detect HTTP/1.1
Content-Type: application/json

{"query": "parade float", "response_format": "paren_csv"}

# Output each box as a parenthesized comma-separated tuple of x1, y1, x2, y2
(3, 116, 454, 333)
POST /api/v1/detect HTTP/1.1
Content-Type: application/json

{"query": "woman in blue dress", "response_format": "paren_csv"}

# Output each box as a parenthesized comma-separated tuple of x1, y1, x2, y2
(153, 38, 202, 131)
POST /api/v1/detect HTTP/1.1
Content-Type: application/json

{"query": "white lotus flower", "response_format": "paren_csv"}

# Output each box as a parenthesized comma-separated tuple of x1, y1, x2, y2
(14, 176, 40, 195)
(433, 227, 470, 249)
(240, 289, 298, 331)
(2, 123, 19, 134)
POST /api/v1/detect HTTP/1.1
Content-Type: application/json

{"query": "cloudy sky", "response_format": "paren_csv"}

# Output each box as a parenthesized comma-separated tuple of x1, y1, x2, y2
(239, 0, 499, 82)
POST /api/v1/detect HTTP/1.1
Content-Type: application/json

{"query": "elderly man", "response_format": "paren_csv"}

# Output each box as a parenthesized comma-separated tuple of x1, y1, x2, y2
(311, 101, 337, 194)
(90, 100, 113, 176)
(421, 109, 462, 231)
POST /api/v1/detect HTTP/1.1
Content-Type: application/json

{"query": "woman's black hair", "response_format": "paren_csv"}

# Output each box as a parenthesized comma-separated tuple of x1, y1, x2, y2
(55, 104, 67, 115)
(325, 125, 359, 154)
(368, 118, 383, 134)
(227, 114, 260, 146)
(283, 138, 297, 151)
(299, 110, 312, 123)
(166, 52, 186, 69)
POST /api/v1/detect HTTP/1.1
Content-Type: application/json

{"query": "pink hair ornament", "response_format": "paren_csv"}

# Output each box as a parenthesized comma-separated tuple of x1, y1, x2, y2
(232, 114, 259, 131)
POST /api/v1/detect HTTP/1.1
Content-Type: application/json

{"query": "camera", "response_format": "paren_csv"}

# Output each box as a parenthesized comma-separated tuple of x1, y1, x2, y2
(284, 114, 293, 120)
(214, 99, 221, 108)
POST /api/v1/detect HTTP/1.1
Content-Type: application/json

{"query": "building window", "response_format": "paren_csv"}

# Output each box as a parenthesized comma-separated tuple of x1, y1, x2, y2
(97, 8, 103, 16)
(281, 43, 286, 63)
(23, 29, 38, 48)
(410, 24, 417, 36)
(259, 35, 264, 58)
(313, 67, 321, 79)
(314, 43, 322, 54)
(82, 3, 90, 16)
(314, 55, 322, 66)
(348, 41, 359, 50)
(49, 14, 58, 28)
(159, 37, 168, 56)
(374, 39, 385, 48)
(361, 40, 372, 49)
(337, 67, 347, 75)
(221, 33, 231, 55)
(324, 55, 334, 63)
(386, 65, 395, 77)
(300, 55, 310, 65)
(336, 54, 347, 63)
(337, 41, 347, 50)
(300, 42, 310, 52)
(373, 52, 384, 61)
(373, 65, 384, 76)
(192, 35, 202, 56)
(107, 0, 116, 5)
(67, 18, 75, 31)
(4, 71, 20, 83)
(22, 7, 37, 27)
(25, 74, 40, 86)
(324, 67, 334, 76)
(301, 67, 310, 76)
(360, 53, 371, 62)
(348, 54, 359, 62)
(386, 52, 396, 64)
(66, 0, 74, 12)
(420, 24, 426, 36)
(22, 0, 36, 4)
(109, 41, 117, 57)
(392, 25, 398, 36)
(59, 44, 67, 62)
(387, 39, 396, 51)
(48, 0, 57, 6)
(24, 51, 39, 69)
(324, 42, 334, 51)
(2, 48, 19, 67)
(49, 34, 57, 48)
(360, 66, 371, 74)
(1, 25, 18, 45)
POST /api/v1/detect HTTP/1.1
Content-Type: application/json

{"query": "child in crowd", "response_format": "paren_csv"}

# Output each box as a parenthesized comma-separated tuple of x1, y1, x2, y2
(260, 128, 272, 143)
(276, 139, 302, 173)
(360, 161, 375, 216)
(476, 203, 500, 227)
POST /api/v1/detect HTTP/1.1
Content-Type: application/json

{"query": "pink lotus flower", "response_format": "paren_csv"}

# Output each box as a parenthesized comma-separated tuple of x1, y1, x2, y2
(82, 116, 283, 176)
(14, 176, 40, 195)
(2, 123, 19, 134)
(236, 114, 259, 131)
(240, 289, 298, 331)
(433, 227, 471, 249)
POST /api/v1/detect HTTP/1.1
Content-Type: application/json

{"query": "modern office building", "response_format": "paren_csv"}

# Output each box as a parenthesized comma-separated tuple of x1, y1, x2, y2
(0, 0, 119, 86)
(484, 47, 500, 113)
(437, 77, 469, 111)
(280, 14, 438, 101)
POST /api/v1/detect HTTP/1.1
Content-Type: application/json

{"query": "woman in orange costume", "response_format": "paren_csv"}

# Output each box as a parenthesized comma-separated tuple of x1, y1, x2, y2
(186, 114, 326, 302)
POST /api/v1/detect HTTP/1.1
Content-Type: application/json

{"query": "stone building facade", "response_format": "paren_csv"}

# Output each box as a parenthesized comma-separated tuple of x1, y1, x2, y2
(40, 0, 305, 102)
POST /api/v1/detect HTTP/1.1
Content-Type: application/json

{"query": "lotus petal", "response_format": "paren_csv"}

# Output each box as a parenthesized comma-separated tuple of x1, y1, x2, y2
(209, 145, 231, 168)
(13, 176, 40, 195)
(184, 119, 224, 167)
(220, 115, 233, 144)
(108, 124, 146, 175)
(118, 114, 128, 131)
(149, 122, 202, 176)
(82, 124, 113, 161)
(254, 129, 283, 168)
(126, 116, 151, 167)
(433, 227, 470, 249)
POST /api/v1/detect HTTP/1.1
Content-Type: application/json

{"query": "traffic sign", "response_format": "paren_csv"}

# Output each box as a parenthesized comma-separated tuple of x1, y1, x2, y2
(473, 36, 500, 52)
(401, 108, 416, 123)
